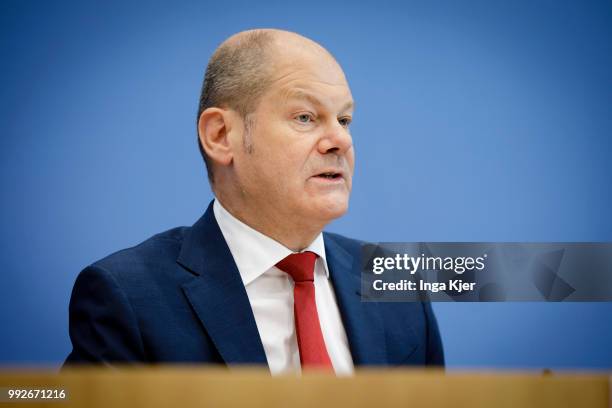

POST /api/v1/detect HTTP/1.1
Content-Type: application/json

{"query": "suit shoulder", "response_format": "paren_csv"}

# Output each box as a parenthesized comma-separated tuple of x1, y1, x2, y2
(90, 226, 189, 279)
(323, 231, 368, 253)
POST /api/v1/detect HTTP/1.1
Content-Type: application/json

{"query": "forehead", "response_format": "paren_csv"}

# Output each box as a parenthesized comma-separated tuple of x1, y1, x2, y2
(280, 86, 354, 113)
(263, 44, 353, 110)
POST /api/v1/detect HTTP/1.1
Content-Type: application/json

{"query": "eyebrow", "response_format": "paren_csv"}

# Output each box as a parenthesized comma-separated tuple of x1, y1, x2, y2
(282, 89, 355, 113)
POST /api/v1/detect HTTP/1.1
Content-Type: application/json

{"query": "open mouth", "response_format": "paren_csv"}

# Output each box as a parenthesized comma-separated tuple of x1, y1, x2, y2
(315, 172, 342, 180)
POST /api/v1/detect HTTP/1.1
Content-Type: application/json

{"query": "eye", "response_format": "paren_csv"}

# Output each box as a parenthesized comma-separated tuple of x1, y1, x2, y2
(295, 113, 314, 124)
(338, 116, 352, 128)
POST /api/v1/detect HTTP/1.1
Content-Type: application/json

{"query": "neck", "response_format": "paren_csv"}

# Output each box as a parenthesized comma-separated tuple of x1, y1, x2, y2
(214, 194, 325, 252)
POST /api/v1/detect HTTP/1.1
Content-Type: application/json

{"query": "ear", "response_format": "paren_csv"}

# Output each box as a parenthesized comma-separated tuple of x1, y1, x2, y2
(198, 107, 234, 168)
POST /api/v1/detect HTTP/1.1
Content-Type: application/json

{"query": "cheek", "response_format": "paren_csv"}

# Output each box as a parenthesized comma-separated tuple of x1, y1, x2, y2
(249, 123, 312, 188)
(348, 148, 356, 168)
(253, 152, 301, 191)
(345, 149, 356, 177)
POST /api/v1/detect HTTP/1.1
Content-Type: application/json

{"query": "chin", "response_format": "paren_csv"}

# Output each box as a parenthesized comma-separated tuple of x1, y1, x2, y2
(310, 197, 349, 222)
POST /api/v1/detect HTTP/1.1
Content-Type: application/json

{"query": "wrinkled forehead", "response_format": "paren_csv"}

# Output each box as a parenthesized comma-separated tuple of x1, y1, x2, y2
(265, 42, 353, 109)
(270, 34, 348, 81)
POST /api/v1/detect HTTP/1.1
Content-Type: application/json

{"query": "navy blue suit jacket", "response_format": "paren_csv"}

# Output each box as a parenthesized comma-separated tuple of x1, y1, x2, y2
(64, 201, 444, 368)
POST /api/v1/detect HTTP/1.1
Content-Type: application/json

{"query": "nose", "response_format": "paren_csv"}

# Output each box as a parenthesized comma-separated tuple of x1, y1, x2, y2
(317, 119, 353, 155)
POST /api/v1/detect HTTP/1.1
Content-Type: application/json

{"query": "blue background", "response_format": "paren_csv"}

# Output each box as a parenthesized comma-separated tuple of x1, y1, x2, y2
(1, 0, 611, 369)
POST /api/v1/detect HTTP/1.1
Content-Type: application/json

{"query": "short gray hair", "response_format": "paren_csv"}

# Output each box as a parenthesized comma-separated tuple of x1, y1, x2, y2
(196, 30, 275, 183)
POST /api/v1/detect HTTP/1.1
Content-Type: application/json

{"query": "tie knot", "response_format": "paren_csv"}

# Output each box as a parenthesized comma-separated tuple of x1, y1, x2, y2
(276, 251, 318, 282)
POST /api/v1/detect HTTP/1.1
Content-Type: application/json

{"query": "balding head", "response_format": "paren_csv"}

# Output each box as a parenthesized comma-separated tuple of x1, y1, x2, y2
(197, 29, 342, 183)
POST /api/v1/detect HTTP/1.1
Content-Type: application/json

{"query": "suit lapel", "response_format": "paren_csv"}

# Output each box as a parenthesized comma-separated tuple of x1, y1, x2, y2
(324, 234, 388, 366)
(177, 201, 268, 367)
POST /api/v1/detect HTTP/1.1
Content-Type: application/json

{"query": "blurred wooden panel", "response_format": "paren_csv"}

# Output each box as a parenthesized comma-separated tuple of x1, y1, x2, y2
(0, 367, 608, 408)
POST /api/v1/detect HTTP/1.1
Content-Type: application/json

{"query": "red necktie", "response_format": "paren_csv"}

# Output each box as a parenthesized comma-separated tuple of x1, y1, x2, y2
(276, 251, 333, 370)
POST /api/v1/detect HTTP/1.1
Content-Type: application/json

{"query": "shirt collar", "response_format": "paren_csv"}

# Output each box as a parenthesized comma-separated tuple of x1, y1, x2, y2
(213, 199, 329, 286)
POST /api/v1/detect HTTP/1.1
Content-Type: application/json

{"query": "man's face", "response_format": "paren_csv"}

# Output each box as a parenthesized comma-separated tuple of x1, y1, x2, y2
(231, 44, 355, 228)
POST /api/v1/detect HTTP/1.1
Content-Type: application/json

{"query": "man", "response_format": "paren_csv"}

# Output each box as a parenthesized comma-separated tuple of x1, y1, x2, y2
(64, 29, 444, 373)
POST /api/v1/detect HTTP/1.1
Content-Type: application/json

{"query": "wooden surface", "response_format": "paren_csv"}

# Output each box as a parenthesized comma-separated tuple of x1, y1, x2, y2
(0, 367, 609, 408)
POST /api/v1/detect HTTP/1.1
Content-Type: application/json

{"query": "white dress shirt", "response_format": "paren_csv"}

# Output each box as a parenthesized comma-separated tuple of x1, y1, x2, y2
(213, 199, 354, 375)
